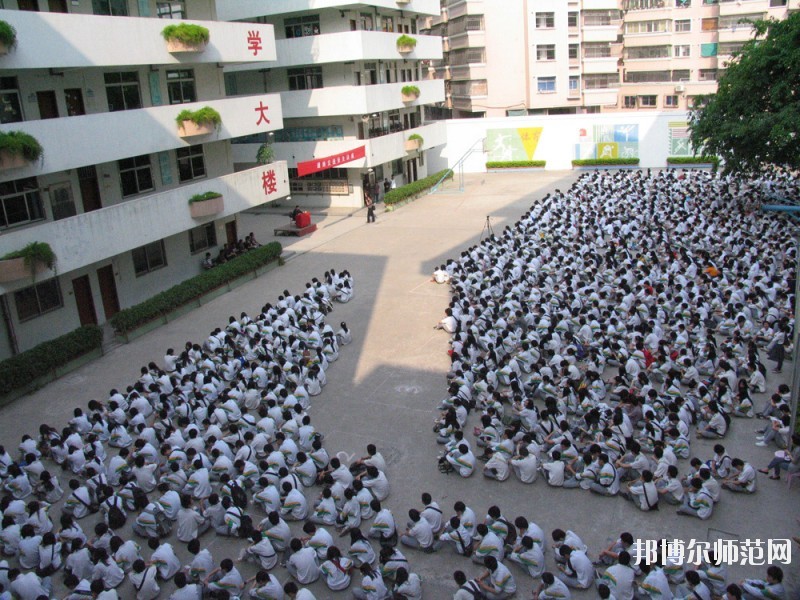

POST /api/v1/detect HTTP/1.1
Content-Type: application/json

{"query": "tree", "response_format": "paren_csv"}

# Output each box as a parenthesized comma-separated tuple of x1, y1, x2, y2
(689, 12, 800, 174)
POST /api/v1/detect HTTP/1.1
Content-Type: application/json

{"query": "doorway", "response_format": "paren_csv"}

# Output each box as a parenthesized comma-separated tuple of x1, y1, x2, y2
(78, 166, 102, 213)
(36, 91, 59, 119)
(96, 265, 120, 320)
(18, 0, 39, 10)
(72, 275, 97, 326)
(48, 0, 68, 11)
(65, 88, 86, 116)
(225, 220, 238, 246)
(405, 159, 418, 184)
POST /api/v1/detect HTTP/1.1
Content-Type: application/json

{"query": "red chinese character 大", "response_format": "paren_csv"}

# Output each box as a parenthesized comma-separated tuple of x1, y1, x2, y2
(261, 170, 277, 196)
(247, 31, 263, 56)
(254, 101, 271, 126)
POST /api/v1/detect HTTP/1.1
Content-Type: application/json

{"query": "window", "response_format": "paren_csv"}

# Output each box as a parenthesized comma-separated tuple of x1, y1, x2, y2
(176, 145, 206, 182)
(569, 44, 579, 60)
(623, 0, 665, 8)
(381, 16, 394, 32)
(284, 15, 320, 38)
(166, 69, 196, 104)
(584, 43, 611, 58)
(271, 125, 344, 143)
(639, 95, 657, 107)
(0, 76, 23, 124)
(675, 0, 691, 6)
(583, 11, 620, 26)
(675, 19, 691, 32)
(699, 68, 718, 81)
(624, 70, 671, 83)
(583, 73, 619, 89)
(625, 20, 670, 34)
(156, 1, 185, 18)
(718, 42, 744, 56)
(623, 96, 637, 108)
(92, 0, 128, 15)
(568, 12, 578, 27)
(664, 95, 679, 107)
(700, 43, 718, 57)
(769, 0, 787, 6)
(189, 223, 217, 253)
(718, 14, 762, 30)
(288, 67, 323, 91)
(118, 155, 154, 197)
(535, 12, 555, 28)
(105, 72, 141, 112)
(132, 240, 167, 276)
(14, 279, 63, 321)
(568, 76, 580, 93)
(701, 17, 718, 31)
(50, 184, 76, 221)
(627, 46, 670, 59)
(674, 45, 690, 57)
(0, 177, 43, 229)
(672, 69, 690, 82)
(537, 76, 556, 93)
(537, 45, 555, 61)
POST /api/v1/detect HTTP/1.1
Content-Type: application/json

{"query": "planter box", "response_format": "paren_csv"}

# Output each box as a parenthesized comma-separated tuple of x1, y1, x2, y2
(573, 165, 639, 170)
(0, 151, 29, 171)
(397, 44, 414, 54)
(178, 120, 215, 138)
(666, 163, 714, 169)
(401, 93, 419, 103)
(166, 39, 207, 53)
(487, 167, 545, 173)
(189, 195, 224, 218)
(0, 257, 47, 283)
(404, 139, 421, 152)
(397, 0, 410, 4)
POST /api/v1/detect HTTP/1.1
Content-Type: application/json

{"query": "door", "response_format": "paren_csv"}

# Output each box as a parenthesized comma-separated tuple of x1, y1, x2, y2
(96, 265, 120, 320)
(17, 0, 39, 10)
(72, 275, 98, 326)
(36, 91, 59, 119)
(78, 166, 102, 213)
(48, 0, 68, 11)
(225, 220, 238, 246)
(65, 88, 86, 116)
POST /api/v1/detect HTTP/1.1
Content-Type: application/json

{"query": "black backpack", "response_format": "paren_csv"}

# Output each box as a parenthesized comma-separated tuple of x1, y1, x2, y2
(132, 487, 149, 511)
(107, 504, 127, 530)
(238, 515, 254, 539)
(230, 482, 248, 510)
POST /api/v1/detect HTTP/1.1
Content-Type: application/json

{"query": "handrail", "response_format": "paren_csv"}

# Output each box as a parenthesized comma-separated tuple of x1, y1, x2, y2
(431, 137, 486, 194)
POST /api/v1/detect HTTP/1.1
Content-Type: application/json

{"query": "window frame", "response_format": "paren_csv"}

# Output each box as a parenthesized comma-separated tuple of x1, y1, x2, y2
(14, 278, 63, 322)
(537, 76, 556, 94)
(189, 223, 217, 254)
(156, 1, 186, 19)
(118, 154, 154, 198)
(287, 66, 324, 91)
(104, 71, 142, 112)
(674, 19, 691, 32)
(132, 240, 167, 277)
(166, 69, 196, 105)
(284, 14, 321, 38)
(536, 44, 556, 61)
(92, 0, 128, 16)
(535, 12, 555, 28)
(176, 144, 206, 183)
(0, 177, 44, 230)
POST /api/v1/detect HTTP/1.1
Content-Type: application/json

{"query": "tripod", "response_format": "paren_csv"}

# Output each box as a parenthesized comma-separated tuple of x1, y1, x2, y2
(480, 215, 494, 241)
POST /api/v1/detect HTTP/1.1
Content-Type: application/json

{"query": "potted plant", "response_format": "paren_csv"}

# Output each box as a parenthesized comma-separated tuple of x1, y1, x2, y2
(161, 23, 210, 53)
(405, 133, 423, 152)
(188, 191, 224, 218)
(0, 20, 17, 56)
(176, 107, 222, 137)
(0, 241, 56, 283)
(396, 34, 417, 54)
(256, 143, 274, 165)
(0, 131, 43, 170)
(401, 85, 420, 103)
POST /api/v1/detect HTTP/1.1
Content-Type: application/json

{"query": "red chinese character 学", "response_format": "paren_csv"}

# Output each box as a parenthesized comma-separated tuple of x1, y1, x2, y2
(254, 101, 270, 126)
(247, 31, 263, 56)
(261, 170, 277, 196)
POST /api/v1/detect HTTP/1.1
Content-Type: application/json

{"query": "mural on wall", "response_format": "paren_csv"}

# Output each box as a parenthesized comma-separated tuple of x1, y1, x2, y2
(668, 121, 693, 156)
(486, 127, 543, 162)
(575, 124, 639, 160)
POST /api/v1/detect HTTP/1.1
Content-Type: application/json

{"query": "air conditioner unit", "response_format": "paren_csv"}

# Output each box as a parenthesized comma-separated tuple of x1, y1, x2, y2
(675, 84, 686, 93)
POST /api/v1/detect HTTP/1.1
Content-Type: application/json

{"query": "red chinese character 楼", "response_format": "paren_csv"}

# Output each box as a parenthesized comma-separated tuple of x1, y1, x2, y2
(254, 101, 270, 126)
(247, 31, 263, 56)
(262, 170, 277, 196)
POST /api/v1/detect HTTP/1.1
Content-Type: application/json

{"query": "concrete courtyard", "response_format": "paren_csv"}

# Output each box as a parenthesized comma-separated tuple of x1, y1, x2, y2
(0, 171, 796, 598)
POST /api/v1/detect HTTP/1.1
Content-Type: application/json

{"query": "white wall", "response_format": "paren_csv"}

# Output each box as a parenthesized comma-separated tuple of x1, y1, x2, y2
(216, 0, 440, 21)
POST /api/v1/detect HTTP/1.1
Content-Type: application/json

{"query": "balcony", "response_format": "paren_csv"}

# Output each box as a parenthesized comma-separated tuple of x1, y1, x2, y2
(583, 0, 622, 8)
(450, 63, 487, 81)
(279, 80, 445, 119)
(231, 122, 446, 171)
(717, 26, 758, 42)
(582, 57, 620, 74)
(216, 0, 441, 21)
(447, 31, 485, 50)
(718, 0, 780, 16)
(0, 163, 290, 293)
(446, 0, 485, 20)
(582, 88, 620, 106)
(582, 25, 622, 43)
(0, 95, 284, 183)
(0, 10, 276, 69)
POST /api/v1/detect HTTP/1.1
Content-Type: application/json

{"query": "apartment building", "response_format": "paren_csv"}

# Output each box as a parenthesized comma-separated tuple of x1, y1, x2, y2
(0, 0, 290, 360)
(423, 0, 798, 117)
(217, 0, 447, 209)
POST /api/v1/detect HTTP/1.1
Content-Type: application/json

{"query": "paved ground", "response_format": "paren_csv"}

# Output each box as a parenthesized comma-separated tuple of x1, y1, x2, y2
(1, 171, 797, 599)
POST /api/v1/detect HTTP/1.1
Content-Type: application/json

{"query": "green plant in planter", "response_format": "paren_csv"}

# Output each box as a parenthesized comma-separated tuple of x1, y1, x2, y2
(401, 85, 420, 97)
(176, 106, 222, 129)
(0, 20, 17, 50)
(188, 191, 222, 204)
(2, 241, 56, 279)
(408, 133, 424, 145)
(0, 131, 44, 162)
(161, 23, 210, 46)
(396, 34, 417, 49)
(256, 143, 274, 165)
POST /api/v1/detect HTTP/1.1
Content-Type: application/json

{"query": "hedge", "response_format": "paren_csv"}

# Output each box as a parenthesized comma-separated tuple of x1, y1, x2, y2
(572, 158, 640, 167)
(486, 161, 546, 169)
(110, 242, 282, 334)
(0, 325, 103, 395)
(667, 155, 720, 167)
(384, 169, 453, 205)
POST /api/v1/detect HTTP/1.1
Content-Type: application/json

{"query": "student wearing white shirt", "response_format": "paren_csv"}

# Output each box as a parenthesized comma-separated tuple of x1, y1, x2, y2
(597, 551, 636, 600)
(510, 447, 539, 483)
(557, 545, 594, 589)
(542, 452, 566, 487)
(533, 571, 572, 600)
(319, 546, 353, 591)
(721, 458, 756, 493)
(399, 509, 434, 552)
(286, 538, 320, 584)
(130, 560, 160, 600)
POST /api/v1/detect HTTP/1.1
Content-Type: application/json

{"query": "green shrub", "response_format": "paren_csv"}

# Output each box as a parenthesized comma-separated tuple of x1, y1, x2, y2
(486, 160, 546, 169)
(396, 34, 417, 48)
(161, 23, 210, 46)
(176, 106, 222, 129)
(401, 85, 420, 97)
(0, 131, 43, 162)
(384, 169, 453, 206)
(0, 325, 102, 395)
(256, 143, 274, 165)
(407, 133, 424, 145)
(571, 158, 640, 167)
(2, 241, 56, 278)
(188, 191, 222, 204)
(667, 155, 720, 166)
(0, 20, 17, 49)
(110, 242, 282, 334)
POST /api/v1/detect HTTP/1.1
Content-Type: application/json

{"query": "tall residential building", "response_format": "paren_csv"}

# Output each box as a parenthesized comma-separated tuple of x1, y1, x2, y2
(422, 0, 798, 117)
(218, 0, 447, 209)
(0, 1, 289, 360)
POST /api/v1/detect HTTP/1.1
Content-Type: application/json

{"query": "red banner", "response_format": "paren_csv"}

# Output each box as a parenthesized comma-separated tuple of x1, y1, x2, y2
(297, 146, 366, 177)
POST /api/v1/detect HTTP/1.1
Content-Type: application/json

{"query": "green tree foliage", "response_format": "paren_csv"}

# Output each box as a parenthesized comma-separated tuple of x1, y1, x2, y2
(689, 13, 800, 174)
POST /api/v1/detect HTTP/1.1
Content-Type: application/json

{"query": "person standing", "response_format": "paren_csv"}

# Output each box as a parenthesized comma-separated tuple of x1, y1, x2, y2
(365, 194, 375, 224)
